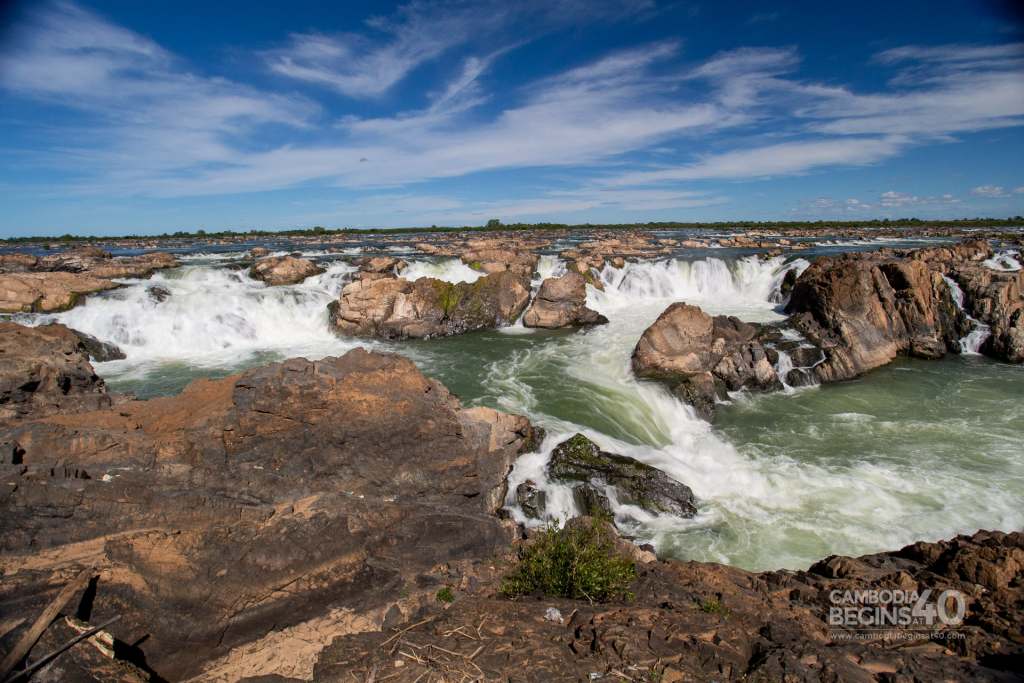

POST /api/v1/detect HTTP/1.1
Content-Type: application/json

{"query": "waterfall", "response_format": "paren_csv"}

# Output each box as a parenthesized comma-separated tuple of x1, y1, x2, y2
(942, 275, 991, 355)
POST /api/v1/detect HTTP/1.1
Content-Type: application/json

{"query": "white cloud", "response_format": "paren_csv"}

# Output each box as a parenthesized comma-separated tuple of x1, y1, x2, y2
(263, 0, 654, 98)
(603, 136, 907, 186)
(971, 185, 1009, 197)
(1015, 186, 1024, 194)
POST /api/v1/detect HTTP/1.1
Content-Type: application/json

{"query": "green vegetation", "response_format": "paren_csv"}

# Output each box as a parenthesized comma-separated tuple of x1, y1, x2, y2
(700, 598, 730, 617)
(500, 518, 637, 602)
(3, 217, 1022, 243)
(436, 586, 455, 604)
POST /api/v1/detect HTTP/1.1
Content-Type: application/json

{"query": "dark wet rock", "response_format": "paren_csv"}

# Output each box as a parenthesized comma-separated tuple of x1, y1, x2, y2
(522, 271, 607, 329)
(571, 483, 612, 518)
(329, 270, 531, 339)
(632, 302, 781, 416)
(0, 322, 112, 421)
(515, 480, 547, 519)
(249, 255, 324, 286)
(548, 433, 696, 518)
(779, 266, 799, 300)
(0, 348, 540, 680)
(147, 284, 171, 303)
(69, 328, 127, 362)
(317, 528, 1024, 682)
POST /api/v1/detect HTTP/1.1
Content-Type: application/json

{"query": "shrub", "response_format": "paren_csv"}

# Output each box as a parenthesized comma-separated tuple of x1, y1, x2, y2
(436, 586, 455, 603)
(500, 519, 636, 602)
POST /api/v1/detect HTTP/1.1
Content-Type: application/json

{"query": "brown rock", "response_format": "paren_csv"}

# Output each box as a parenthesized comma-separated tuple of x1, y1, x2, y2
(249, 255, 324, 286)
(0, 322, 112, 421)
(0, 271, 119, 313)
(632, 303, 780, 417)
(522, 271, 607, 328)
(329, 270, 530, 339)
(0, 348, 539, 680)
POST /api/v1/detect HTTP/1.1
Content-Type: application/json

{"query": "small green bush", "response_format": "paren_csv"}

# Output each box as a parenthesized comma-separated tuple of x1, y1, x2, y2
(500, 519, 636, 602)
(436, 586, 455, 603)
(699, 598, 729, 616)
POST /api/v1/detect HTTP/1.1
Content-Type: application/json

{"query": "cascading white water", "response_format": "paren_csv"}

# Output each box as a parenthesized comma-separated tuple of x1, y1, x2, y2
(983, 249, 1022, 272)
(942, 275, 991, 355)
(49, 260, 363, 372)
(398, 258, 483, 283)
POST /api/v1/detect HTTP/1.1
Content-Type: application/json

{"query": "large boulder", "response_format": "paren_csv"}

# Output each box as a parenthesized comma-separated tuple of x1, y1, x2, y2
(0, 322, 113, 421)
(632, 303, 781, 418)
(522, 271, 608, 328)
(249, 255, 324, 286)
(785, 252, 972, 382)
(0, 271, 119, 312)
(0, 347, 540, 680)
(547, 434, 696, 518)
(328, 270, 531, 339)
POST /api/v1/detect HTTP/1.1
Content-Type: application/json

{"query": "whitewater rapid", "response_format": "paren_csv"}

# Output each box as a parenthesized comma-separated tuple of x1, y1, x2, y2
(17, 251, 1024, 571)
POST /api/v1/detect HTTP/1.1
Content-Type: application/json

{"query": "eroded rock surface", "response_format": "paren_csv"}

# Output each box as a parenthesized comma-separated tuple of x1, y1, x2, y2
(0, 342, 540, 681)
(316, 528, 1024, 682)
(522, 271, 607, 329)
(328, 270, 530, 339)
(0, 322, 112, 420)
(249, 255, 324, 286)
(632, 303, 781, 418)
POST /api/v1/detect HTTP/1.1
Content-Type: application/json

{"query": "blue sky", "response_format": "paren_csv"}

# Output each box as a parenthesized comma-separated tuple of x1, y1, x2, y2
(1, 0, 1023, 236)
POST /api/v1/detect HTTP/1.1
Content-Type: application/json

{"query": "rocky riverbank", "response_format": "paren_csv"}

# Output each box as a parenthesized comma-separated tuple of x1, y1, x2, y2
(632, 239, 1024, 417)
(0, 320, 1020, 681)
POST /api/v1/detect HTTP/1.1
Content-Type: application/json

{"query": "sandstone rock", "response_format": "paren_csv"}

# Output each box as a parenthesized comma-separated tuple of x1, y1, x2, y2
(329, 270, 531, 339)
(86, 252, 179, 279)
(0, 271, 119, 312)
(0, 348, 539, 680)
(460, 248, 538, 277)
(947, 261, 1024, 363)
(0, 322, 112, 421)
(356, 255, 406, 274)
(0, 253, 39, 272)
(632, 303, 781, 417)
(250, 246, 270, 258)
(249, 255, 324, 286)
(548, 434, 696, 518)
(522, 271, 607, 328)
(785, 252, 972, 381)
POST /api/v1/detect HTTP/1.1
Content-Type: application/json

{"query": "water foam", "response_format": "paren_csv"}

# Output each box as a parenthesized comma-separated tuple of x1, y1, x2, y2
(398, 258, 483, 284)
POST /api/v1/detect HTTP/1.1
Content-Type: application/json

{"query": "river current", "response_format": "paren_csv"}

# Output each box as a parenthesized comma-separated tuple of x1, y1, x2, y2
(15, 238, 1024, 571)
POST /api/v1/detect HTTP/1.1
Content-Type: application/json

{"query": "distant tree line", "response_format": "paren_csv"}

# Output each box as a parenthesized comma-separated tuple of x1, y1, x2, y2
(3, 216, 1023, 243)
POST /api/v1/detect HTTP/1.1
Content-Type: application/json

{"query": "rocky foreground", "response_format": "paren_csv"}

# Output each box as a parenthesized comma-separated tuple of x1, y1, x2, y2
(0, 321, 1021, 682)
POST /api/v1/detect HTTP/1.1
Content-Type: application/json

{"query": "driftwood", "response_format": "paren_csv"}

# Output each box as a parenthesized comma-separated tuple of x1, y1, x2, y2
(4, 615, 121, 683)
(0, 567, 95, 680)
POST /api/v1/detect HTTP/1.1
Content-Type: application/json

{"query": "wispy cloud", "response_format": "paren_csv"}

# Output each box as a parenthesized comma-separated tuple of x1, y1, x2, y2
(263, 0, 654, 98)
(971, 185, 1010, 197)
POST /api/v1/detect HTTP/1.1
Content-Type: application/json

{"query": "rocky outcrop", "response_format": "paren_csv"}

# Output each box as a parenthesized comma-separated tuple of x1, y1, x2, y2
(786, 247, 979, 382)
(522, 271, 607, 328)
(249, 255, 324, 286)
(948, 261, 1024, 362)
(328, 270, 531, 339)
(69, 328, 126, 362)
(632, 303, 781, 418)
(318, 528, 1024, 682)
(0, 248, 178, 312)
(0, 322, 113, 421)
(0, 346, 540, 680)
(460, 247, 538, 277)
(548, 434, 696, 518)
(0, 271, 120, 312)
